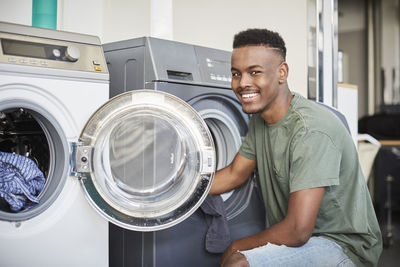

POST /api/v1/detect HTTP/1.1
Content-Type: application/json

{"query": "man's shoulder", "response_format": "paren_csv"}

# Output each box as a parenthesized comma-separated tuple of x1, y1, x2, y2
(291, 94, 343, 132)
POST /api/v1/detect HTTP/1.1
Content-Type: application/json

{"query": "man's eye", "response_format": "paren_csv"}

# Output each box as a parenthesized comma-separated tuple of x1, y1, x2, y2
(232, 72, 240, 77)
(250, 71, 260, 75)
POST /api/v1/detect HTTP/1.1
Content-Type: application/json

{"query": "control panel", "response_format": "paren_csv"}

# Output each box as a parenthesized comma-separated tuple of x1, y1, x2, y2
(204, 57, 232, 83)
(195, 45, 232, 87)
(0, 22, 107, 73)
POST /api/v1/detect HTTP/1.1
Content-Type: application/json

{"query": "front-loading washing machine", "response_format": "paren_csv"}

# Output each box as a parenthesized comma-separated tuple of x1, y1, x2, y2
(103, 37, 266, 266)
(0, 23, 218, 267)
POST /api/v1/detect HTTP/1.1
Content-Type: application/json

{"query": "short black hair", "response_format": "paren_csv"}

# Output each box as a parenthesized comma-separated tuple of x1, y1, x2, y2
(233, 28, 286, 60)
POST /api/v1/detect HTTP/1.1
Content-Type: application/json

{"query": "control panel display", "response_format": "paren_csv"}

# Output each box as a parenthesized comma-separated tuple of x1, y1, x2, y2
(2, 39, 47, 58)
(1, 38, 70, 62)
(0, 22, 107, 73)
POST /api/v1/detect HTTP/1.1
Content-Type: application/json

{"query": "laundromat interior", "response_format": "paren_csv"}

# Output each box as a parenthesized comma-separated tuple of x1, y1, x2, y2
(0, 0, 399, 266)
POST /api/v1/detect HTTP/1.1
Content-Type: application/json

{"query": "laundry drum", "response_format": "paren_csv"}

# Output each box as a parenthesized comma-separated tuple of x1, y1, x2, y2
(0, 100, 69, 222)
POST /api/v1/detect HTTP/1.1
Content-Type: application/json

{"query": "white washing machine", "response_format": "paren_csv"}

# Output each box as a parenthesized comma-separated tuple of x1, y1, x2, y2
(0, 21, 110, 267)
(0, 22, 216, 267)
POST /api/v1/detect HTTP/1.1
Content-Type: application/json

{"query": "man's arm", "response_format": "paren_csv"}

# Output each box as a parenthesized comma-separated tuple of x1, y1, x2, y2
(220, 186, 326, 264)
(209, 153, 256, 195)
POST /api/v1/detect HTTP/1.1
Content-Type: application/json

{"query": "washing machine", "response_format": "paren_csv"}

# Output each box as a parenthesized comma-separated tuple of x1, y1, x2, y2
(0, 21, 110, 267)
(0, 23, 220, 267)
(103, 37, 266, 266)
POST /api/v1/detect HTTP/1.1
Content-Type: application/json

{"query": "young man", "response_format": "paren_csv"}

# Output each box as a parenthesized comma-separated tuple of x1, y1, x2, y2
(210, 29, 382, 267)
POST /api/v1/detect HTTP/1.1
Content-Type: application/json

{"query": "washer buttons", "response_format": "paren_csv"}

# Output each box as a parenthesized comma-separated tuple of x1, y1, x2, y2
(52, 48, 61, 58)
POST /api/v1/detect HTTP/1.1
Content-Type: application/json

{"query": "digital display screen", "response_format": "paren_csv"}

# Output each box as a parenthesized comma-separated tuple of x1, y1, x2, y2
(1, 39, 47, 59)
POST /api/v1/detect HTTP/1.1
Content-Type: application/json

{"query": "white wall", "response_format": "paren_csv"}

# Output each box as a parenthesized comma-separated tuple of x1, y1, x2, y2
(172, 0, 308, 96)
(102, 0, 150, 43)
(0, 0, 308, 96)
(338, 0, 368, 119)
(58, 0, 105, 38)
(338, 0, 365, 33)
(0, 0, 32, 26)
(338, 84, 358, 146)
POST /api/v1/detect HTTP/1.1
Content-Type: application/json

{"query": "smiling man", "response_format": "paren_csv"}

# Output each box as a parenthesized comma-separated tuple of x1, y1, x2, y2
(210, 29, 382, 267)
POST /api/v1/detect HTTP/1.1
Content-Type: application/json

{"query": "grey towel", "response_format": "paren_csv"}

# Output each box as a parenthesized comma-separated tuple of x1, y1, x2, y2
(200, 194, 231, 253)
(0, 151, 45, 211)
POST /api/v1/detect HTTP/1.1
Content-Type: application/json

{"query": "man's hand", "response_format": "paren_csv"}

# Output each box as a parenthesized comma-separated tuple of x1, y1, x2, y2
(219, 243, 237, 266)
(219, 187, 326, 264)
(210, 153, 256, 195)
(219, 236, 260, 266)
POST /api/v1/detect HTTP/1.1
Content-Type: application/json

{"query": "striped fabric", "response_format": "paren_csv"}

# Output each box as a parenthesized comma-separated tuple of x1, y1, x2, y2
(0, 151, 45, 211)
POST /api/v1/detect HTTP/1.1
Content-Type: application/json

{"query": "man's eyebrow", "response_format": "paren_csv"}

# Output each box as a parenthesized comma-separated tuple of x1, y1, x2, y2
(231, 65, 264, 72)
(248, 65, 264, 69)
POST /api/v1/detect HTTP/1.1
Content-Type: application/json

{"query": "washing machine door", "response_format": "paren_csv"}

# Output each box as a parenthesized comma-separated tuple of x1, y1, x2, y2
(72, 90, 215, 231)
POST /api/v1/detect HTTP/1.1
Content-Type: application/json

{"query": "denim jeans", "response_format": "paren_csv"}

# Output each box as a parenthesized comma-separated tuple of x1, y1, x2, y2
(239, 236, 356, 267)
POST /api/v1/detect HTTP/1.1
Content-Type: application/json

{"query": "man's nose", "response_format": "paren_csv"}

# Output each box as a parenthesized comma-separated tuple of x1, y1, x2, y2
(239, 73, 252, 88)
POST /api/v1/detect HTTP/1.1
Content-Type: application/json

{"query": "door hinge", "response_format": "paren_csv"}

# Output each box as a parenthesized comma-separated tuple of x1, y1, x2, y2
(70, 142, 93, 176)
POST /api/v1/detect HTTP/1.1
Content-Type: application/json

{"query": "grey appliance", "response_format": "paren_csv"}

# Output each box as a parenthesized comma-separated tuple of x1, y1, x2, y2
(103, 37, 266, 266)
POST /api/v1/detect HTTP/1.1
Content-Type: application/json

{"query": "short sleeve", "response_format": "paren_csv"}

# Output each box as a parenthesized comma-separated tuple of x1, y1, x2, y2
(239, 115, 257, 161)
(289, 130, 341, 193)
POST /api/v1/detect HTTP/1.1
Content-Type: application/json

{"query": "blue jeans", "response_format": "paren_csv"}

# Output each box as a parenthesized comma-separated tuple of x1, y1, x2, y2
(239, 236, 356, 267)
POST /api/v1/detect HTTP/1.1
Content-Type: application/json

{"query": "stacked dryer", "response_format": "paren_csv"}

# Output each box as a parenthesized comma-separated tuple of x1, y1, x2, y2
(103, 37, 266, 266)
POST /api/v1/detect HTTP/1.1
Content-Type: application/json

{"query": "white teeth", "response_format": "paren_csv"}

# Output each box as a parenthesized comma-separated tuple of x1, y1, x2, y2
(242, 93, 258, 99)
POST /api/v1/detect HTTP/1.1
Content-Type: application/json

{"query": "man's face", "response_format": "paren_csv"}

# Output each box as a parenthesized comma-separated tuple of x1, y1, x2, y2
(231, 45, 284, 115)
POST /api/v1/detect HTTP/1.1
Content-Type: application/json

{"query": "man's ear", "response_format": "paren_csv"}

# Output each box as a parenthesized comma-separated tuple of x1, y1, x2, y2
(278, 62, 289, 84)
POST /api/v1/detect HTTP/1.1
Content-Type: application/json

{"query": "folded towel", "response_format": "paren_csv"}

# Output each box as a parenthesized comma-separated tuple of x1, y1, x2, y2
(0, 151, 45, 211)
(200, 194, 231, 253)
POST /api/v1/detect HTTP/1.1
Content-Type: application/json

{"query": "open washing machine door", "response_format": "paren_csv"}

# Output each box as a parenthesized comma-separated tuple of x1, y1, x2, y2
(71, 90, 215, 231)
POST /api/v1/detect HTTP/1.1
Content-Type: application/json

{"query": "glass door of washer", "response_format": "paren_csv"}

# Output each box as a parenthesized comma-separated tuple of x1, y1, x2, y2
(72, 90, 216, 231)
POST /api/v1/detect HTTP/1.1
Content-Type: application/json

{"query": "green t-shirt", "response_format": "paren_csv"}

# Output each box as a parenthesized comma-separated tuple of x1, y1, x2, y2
(239, 93, 382, 267)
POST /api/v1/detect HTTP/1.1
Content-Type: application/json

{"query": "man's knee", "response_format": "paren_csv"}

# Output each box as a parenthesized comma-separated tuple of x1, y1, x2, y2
(223, 252, 250, 267)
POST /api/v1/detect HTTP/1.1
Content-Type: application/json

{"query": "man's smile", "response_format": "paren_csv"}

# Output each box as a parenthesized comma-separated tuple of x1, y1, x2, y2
(242, 92, 259, 99)
(239, 91, 260, 103)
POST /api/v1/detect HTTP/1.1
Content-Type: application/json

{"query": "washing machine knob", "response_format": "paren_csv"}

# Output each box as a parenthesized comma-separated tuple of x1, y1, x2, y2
(65, 46, 80, 62)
